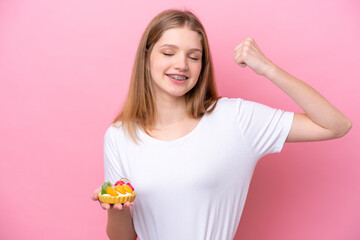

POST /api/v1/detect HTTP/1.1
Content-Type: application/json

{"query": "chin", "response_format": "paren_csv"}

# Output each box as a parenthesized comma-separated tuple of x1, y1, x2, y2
(166, 87, 192, 98)
(169, 92, 188, 98)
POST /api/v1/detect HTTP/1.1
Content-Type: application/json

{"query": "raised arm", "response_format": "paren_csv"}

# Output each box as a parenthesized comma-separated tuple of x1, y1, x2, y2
(234, 37, 352, 142)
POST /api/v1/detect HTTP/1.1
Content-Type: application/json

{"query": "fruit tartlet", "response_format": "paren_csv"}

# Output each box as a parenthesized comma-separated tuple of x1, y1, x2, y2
(98, 177, 136, 204)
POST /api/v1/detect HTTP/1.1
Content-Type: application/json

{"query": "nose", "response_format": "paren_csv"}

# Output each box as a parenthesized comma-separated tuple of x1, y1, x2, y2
(174, 53, 189, 71)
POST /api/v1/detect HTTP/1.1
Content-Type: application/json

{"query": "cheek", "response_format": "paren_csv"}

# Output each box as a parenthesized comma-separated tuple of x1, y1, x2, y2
(150, 59, 168, 75)
(194, 63, 202, 77)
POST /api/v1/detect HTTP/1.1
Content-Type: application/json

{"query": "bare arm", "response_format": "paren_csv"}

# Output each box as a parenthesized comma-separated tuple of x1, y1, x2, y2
(107, 205, 137, 240)
(266, 66, 351, 141)
(91, 186, 137, 240)
(234, 38, 352, 142)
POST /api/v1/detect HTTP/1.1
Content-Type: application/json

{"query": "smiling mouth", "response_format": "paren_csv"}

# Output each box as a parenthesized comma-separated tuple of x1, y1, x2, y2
(166, 74, 189, 81)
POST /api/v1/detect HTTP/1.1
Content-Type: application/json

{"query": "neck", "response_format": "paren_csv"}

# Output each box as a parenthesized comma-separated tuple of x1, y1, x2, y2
(154, 95, 188, 127)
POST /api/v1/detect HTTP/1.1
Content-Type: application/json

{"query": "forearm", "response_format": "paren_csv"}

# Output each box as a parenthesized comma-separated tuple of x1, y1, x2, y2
(107, 208, 137, 240)
(265, 65, 352, 137)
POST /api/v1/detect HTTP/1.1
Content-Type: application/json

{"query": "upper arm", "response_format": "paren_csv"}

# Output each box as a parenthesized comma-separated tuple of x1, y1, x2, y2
(286, 113, 340, 142)
(104, 127, 126, 184)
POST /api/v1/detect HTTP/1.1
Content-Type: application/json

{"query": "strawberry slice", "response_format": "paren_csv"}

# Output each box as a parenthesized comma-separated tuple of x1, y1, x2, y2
(126, 182, 134, 191)
(115, 180, 125, 186)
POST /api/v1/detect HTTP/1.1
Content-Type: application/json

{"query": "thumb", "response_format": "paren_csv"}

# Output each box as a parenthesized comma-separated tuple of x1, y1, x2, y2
(91, 192, 98, 201)
(234, 53, 247, 68)
(91, 186, 102, 201)
(238, 62, 247, 68)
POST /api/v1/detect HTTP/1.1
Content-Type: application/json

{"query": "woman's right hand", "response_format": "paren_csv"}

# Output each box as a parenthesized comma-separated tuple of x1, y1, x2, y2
(91, 185, 135, 210)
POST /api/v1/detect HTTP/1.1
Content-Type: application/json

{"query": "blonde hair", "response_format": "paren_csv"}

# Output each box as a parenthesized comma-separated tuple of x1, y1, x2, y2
(113, 9, 219, 142)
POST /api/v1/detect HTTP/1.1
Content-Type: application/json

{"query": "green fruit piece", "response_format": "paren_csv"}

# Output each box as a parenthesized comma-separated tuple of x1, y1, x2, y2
(101, 184, 107, 195)
(101, 181, 112, 195)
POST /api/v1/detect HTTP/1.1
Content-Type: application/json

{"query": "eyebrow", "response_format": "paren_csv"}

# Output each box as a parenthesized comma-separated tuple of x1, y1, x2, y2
(159, 44, 202, 53)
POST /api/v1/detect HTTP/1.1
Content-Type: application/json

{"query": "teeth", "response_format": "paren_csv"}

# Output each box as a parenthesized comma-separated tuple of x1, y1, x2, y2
(168, 75, 187, 80)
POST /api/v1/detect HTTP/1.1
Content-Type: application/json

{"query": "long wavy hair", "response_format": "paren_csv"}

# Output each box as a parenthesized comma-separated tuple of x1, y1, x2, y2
(113, 9, 220, 143)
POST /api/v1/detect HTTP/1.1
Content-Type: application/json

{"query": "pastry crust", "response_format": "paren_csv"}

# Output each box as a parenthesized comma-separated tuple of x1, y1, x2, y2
(98, 192, 136, 204)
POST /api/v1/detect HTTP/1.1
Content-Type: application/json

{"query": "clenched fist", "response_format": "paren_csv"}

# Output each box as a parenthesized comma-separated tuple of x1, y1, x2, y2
(234, 37, 275, 77)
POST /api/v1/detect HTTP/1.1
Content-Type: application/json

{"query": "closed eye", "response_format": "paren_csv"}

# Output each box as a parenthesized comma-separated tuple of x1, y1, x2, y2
(163, 52, 200, 61)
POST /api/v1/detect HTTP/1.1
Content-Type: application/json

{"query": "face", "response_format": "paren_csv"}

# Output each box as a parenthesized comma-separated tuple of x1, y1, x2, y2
(149, 27, 203, 101)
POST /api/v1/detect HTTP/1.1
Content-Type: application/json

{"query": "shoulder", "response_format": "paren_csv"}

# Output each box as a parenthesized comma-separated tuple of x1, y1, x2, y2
(218, 97, 276, 115)
(211, 97, 249, 117)
(213, 97, 283, 121)
(204, 97, 246, 124)
(213, 97, 243, 111)
(104, 122, 126, 142)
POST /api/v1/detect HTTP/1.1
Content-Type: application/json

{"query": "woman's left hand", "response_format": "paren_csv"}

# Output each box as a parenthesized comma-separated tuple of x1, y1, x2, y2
(234, 37, 275, 76)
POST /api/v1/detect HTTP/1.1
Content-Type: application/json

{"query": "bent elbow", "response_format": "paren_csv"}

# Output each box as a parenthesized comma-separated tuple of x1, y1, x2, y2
(343, 118, 352, 136)
(334, 118, 352, 138)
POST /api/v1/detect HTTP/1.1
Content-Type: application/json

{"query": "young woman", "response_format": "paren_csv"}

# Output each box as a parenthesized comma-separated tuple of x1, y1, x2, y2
(91, 9, 351, 240)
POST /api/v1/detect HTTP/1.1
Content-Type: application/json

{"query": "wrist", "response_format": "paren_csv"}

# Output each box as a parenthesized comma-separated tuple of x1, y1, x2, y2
(264, 63, 280, 80)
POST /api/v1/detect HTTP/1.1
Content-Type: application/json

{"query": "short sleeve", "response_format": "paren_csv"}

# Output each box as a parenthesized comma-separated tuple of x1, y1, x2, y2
(235, 98, 294, 158)
(104, 126, 125, 184)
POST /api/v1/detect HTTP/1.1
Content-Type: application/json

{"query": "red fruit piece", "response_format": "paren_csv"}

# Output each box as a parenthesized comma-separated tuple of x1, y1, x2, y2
(115, 180, 125, 186)
(126, 182, 134, 191)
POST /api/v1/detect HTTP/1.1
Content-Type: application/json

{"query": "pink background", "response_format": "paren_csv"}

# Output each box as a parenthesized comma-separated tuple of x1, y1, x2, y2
(1, 0, 359, 239)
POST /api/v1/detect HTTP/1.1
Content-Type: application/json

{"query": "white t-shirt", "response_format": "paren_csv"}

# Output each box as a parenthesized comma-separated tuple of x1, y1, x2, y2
(104, 97, 294, 240)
